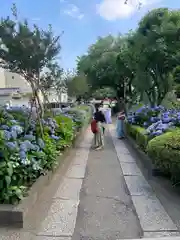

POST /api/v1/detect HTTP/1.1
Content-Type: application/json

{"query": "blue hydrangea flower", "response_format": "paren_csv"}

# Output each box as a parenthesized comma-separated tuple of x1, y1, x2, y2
(51, 135, 60, 140)
(1, 125, 9, 130)
(3, 130, 12, 141)
(6, 142, 18, 151)
(20, 143, 28, 152)
(11, 130, 17, 139)
(143, 122, 148, 127)
(11, 125, 23, 135)
(31, 144, 40, 151)
(19, 150, 26, 160)
(20, 140, 34, 152)
(37, 138, 45, 149)
(24, 134, 36, 141)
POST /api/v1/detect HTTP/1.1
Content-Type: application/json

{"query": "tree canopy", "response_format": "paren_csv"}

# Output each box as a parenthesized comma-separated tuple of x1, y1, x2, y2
(0, 5, 63, 118)
(0, 4, 63, 135)
(66, 73, 89, 99)
(77, 8, 180, 106)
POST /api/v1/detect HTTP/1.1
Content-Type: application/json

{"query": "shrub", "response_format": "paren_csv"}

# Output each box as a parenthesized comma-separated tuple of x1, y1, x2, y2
(126, 123, 149, 150)
(147, 130, 180, 184)
(127, 105, 180, 138)
(0, 105, 91, 204)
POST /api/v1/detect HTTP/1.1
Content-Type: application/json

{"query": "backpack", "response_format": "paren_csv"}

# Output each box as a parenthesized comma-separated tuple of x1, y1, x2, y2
(91, 119, 98, 133)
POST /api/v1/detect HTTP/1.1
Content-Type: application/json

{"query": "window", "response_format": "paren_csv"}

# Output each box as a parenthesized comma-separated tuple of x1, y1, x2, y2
(12, 76, 14, 79)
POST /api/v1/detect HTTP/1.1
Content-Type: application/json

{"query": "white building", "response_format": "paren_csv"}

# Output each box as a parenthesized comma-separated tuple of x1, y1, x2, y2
(0, 68, 43, 106)
(0, 68, 68, 106)
(0, 68, 31, 92)
(47, 87, 68, 103)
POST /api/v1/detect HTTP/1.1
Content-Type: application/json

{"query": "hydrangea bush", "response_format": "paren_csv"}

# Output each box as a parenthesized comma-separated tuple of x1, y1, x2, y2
(127, 105, 180, 137)
(0, 106, 88, 204)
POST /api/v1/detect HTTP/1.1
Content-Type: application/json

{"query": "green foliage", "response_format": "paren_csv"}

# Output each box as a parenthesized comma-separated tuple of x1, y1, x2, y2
(77, 35, 127, 98)
(92, 87, 116, 99)
(0, 106, 90, 204)
(126, 123, 149, 150)
(0, 5, 62, 122)
(175, 85, 180, 98)
(77, 8, 180, 106)
(173, 66, 180, 85)
(147, 131, 180, 184)
(66, 73, 89, 98)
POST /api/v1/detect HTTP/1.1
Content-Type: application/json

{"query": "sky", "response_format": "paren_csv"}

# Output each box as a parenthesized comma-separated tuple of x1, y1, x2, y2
(0, 0, 179, 70)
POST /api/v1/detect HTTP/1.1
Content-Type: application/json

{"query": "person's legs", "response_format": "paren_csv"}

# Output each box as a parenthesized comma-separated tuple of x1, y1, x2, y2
(92, 133, 98, 148)
(119, 120, 125, 139)
(117, 119, 124, 139)
(96, 123, 104, 150)
(107, 109, 112, 124)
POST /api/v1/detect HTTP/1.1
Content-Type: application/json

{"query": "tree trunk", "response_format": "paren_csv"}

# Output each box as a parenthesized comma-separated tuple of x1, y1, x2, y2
(31, 83, 44, 138)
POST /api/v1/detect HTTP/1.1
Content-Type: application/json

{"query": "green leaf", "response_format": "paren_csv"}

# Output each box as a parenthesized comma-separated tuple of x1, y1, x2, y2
(7, 166, 13, 176)
(5, 176, 11, 186)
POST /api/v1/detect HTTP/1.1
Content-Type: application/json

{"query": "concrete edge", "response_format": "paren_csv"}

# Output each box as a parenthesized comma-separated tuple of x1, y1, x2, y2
(0, 123, 90, 228)
(126, 135, 166, 177)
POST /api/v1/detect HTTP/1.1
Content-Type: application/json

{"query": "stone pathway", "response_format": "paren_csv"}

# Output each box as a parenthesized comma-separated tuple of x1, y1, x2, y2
(1, 125, 180, 240)
(108, 124, 180, 239)
(72, 126, 142, 240)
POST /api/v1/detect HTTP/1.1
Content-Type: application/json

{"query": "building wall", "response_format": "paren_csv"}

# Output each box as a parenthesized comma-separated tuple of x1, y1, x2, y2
(0, 95, 30, 106)
(0, 68, 6, 88)
(4, 71, 31, 92)
(60, 93, 68, 103)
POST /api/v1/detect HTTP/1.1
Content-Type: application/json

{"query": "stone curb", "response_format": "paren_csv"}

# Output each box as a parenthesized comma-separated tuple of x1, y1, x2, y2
(126, 135, 166, 177)
(0, 124, 89, 228)
(108, 125, 180, 239)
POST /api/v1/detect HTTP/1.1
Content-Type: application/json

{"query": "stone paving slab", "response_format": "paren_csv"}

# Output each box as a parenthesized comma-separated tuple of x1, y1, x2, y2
(121, 162, 142, 176)
(35, 128, 93, 239)
(143, 231, 180, 238)
(54, 178, 83, 200)
(72, 156, 87, 166)
(109, 124, 179, 236)
(66, 165, 86, 179)
(37, 199, 79, 237)
(124, 175, 153, 196)
(34, 236, 71, 240)
(132, 194, 178, 232)
(0, 230, 33, 240)
(72, 130, 142, 240)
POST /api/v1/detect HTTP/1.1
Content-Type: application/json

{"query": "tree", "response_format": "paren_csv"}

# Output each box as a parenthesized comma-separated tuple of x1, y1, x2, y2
(173, 66, 180, 85)
(66, 73, 89, 99)
(0, 6, 61, 109)
(77, 35, 126, 97)
(40, 62, 63, 104)
(0, 5, 62, 135)
(92, 87, 116, 99)
(134, 8, 180, 105)
(77, 7, 180, 107)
